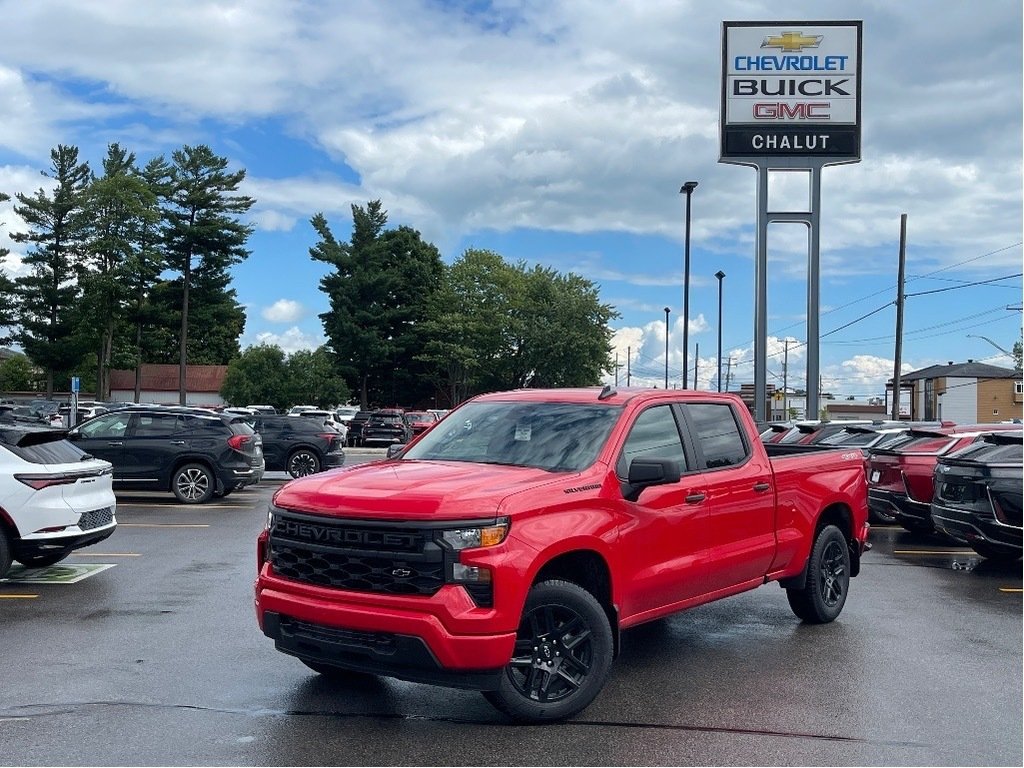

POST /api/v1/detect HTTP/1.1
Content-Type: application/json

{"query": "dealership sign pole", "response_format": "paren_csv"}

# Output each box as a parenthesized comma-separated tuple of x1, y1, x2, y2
(719, 20, 862, 421)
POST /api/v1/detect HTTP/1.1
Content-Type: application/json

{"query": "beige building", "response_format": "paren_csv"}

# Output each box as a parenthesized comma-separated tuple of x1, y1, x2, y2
(888, 361, 1022, 424)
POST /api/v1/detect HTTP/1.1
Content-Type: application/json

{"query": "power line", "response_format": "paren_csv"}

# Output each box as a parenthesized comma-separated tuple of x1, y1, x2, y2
(905, 272, 1022, 298)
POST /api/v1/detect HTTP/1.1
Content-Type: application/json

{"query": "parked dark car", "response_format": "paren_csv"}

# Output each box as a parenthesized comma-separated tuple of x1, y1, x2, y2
(360, 409, 412, 446)
(931, 431, 1022, 562)
(66, 406, 264, 503)
(0, 405, 50, 426)
(868, 423, 1021, 531)
(345, 410, 375, 447)
(251, 415, 345, 478)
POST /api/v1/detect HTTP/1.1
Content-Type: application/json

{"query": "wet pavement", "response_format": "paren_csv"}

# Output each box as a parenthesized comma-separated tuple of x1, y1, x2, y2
(1, 472, 1020, 766)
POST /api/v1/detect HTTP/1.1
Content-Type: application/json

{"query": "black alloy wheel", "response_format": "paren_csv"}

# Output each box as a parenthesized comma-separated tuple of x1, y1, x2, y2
(172, 463, 215, 504)
(287, 449, 321, 478)
(483, 580, 612, 722)
(786, 524, 850, 624)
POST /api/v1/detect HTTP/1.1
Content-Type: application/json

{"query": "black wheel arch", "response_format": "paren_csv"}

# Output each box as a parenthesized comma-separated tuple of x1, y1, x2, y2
(778, 503, 860, 590)
(532, 549, 620, 658)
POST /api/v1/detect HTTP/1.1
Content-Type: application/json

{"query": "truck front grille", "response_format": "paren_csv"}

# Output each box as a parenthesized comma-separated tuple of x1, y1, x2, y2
(269, 510, 445, 596)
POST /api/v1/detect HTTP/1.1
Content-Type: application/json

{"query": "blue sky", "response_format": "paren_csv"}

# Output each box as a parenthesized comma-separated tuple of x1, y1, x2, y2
(0, 0, 1020, 398)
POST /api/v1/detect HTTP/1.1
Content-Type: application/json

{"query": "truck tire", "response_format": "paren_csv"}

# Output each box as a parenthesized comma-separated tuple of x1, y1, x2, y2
(172, 463, 214, 504)
(483, 579, 613, 723)
(786, 525, 850, 624)
(0, 527, 12, 580)
(287, 449, 321, 478)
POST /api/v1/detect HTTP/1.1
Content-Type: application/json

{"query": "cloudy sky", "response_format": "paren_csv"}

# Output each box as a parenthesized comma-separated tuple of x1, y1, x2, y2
(0, 0, 1020, 397)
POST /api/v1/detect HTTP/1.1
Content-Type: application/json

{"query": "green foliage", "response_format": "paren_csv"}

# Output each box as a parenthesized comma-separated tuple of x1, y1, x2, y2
(0, 192, 18, 341)
(0, 355, 35, 392)
(417, 250, 618, 404)
(221, 344, 290, 411)
(12, 145, 93, 395)
(221, 344, 350, 411)
(142, 270, 246, 365)
(164, 145, 254, 402)
(1013, 334, 1022, 370)
(312, 201, 443, 407)
(286, 347, 351, 408)
(78, 143, 158, 399)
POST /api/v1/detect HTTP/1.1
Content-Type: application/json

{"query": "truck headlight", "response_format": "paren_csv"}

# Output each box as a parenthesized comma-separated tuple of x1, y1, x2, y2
(440, 519, 509, 551)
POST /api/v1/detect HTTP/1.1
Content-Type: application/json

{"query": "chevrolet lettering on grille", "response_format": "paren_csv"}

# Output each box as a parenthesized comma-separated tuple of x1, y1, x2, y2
(280, 520, 417, 549)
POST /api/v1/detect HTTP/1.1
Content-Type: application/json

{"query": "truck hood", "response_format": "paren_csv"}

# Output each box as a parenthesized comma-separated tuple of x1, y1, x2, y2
(272, 459, 565, 520)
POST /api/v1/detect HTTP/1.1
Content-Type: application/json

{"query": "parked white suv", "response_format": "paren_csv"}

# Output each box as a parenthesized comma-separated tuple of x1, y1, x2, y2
(0, 425, 117, 578)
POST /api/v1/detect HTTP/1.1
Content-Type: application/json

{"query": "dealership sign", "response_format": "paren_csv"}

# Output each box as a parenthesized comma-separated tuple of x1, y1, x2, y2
(721, 21, 862, 161)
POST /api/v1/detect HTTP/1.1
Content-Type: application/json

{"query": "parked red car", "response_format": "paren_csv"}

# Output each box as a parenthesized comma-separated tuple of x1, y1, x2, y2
(404, 410, 439, 436)
(867, 423, 1022, 530)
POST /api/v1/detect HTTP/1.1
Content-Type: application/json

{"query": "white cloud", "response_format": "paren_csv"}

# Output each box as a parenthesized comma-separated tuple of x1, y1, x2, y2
(249, 326, 322, 354)
(261, 299, 305, 324)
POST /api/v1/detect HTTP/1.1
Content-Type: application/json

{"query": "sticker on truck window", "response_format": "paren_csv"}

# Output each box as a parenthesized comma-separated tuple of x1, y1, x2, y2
(514, 425, 532, 441)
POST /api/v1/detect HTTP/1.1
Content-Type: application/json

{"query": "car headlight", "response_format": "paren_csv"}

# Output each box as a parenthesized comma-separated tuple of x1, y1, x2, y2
(440, 519, 510, 551)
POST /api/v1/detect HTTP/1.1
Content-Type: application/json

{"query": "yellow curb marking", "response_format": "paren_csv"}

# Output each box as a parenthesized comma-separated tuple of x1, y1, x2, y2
(893, 549, 974, 555)
(68, 553, 140, 557)
(999, 588, 1023, 594)
(0, 594, 39, 599)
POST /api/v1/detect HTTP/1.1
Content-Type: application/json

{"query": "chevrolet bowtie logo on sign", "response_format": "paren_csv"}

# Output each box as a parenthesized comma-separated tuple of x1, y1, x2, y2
(761, 32, 823, 52)
(720, 20, 862, 161)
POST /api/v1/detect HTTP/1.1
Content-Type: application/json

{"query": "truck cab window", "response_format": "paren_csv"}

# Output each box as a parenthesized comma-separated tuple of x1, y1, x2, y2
(684, 403, 748, 468)
(617, 405, 687, 478)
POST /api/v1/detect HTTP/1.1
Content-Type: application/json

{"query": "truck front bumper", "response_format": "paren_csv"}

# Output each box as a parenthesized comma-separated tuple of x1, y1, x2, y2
(256, 577, 516, 690)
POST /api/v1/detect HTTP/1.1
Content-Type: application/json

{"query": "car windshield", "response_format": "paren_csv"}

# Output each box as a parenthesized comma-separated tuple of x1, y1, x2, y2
(400, 401, 622, 472)
(406, 412, 435, 422)
(371, 415, 404, 424)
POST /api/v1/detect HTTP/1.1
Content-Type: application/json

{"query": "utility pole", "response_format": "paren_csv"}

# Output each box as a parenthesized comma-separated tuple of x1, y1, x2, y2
(614, 352, 620, 386)
(725, 357, 733, 392)
(693, 342, 699, 389)
(891, 213, 908, 421)
(626, 346, 631, 386)
(783, 339, 789, 420)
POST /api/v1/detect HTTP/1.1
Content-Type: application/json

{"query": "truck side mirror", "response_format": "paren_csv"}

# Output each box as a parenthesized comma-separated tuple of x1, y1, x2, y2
(622, 457, 681, 502)
(386, 444, 405, 459)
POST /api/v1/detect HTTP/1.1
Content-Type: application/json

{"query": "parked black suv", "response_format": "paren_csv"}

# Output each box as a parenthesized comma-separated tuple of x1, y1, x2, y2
(346, 410, 375, 447)
(67, 406, 264, 503)
(931, 431, 1022, 562)
(360, 409, 412, 446)
(251, 415, 345, 478)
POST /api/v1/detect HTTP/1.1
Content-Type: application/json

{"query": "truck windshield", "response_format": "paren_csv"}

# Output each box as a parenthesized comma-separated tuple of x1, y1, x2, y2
(400, 401, 622, 472)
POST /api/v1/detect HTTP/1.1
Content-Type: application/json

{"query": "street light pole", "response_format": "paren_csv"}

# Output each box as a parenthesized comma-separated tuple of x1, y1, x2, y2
(967, 334, 1013, 357)
(664, 307, 671, 389)
(680, 181, 698, 388)
(715, 270, 725, 392)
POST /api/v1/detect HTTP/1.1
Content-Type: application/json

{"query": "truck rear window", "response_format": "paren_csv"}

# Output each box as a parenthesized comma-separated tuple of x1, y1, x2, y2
(401, 401, 621, 472)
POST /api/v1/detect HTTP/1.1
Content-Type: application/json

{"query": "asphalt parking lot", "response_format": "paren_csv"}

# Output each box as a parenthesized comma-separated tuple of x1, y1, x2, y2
(1, 460, 1020, 766)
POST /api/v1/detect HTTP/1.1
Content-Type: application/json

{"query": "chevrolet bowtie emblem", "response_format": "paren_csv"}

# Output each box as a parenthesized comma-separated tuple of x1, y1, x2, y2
(761, 31, 823, 52)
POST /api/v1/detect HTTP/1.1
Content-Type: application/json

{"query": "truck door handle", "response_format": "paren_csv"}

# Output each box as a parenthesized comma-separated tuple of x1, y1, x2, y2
(685, 492, 706, 504)
(753, 482, 771, 492)
(107, 441, 123, 447)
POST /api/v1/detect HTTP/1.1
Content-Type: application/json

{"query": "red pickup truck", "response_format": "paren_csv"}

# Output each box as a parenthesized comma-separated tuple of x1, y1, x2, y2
(255, 387, 869, 722)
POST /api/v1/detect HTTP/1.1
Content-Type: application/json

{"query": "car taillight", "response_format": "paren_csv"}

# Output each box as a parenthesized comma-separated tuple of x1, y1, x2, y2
(15, 474, 80, 490)
(227, 434, 252, 451)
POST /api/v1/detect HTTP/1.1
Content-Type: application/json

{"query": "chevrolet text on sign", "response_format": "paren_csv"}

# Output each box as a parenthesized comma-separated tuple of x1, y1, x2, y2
(720, 21, 862, 160)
